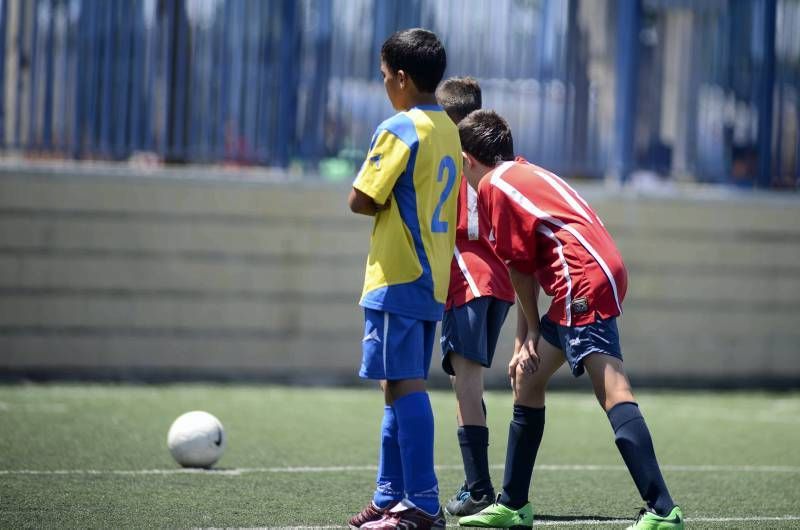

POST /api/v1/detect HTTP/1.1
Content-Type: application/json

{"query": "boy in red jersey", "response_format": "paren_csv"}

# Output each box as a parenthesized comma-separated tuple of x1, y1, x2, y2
(455, 111, 684, 530)
(434, 78, 515, 517)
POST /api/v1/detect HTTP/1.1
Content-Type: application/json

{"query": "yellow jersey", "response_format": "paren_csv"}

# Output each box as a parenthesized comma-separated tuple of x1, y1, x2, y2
(353, 105, 462, 321)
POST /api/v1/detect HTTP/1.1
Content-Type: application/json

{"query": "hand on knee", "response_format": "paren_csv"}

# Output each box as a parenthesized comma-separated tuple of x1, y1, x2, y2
(513, 366, 545, 408)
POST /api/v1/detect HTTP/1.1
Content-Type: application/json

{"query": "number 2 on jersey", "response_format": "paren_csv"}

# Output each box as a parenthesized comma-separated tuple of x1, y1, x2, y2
(431, 155, 457, 233)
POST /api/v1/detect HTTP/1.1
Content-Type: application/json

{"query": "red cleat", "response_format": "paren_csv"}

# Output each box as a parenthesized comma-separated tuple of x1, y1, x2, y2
(361, 502, 446, 530)
(348, 501, 399, 529)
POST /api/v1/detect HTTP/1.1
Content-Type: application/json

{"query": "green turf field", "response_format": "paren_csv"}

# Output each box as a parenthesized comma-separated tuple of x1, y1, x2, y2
(1, 384, 798, 528)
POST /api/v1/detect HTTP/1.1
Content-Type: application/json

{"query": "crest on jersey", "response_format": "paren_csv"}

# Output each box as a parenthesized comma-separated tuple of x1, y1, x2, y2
(369, 154, 382, 169)
(571, 297, 589, 314)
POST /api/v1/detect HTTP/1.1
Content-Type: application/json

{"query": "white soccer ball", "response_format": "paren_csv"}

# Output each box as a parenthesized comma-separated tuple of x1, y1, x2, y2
(167, 411, 226, 468)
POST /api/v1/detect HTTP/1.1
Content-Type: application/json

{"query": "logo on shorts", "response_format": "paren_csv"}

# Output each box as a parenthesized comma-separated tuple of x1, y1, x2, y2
(363, 329, 380, 343)
(571, 297, 589, 314)
(568, 337, 582, 347)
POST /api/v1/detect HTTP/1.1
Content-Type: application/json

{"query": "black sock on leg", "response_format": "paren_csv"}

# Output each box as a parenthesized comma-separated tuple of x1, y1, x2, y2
(498, 405, 545, 510)
(458, 425, 493, 497)
(607, 402, 674, 516)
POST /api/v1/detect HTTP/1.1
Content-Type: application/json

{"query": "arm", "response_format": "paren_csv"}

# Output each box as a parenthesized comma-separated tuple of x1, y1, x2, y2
(348, 187, 391, 216)
(508, 266, 541, 377)
(350, 127, 408, 216)
(513, 303, 528, 355)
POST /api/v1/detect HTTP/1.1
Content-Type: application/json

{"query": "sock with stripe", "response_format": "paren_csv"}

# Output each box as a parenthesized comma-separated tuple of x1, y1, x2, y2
(393, 391, 440, 515)
(499, 405, 545, 510)
(373, 405, 403, 508)
(607, 402, 675, 516)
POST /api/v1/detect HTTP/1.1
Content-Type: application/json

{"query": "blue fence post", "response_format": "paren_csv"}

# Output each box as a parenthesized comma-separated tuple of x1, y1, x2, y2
(0, 0, 7, 147)
(613, 0, 640, 184)
(171, 0, 189, 161)
(113, 0, 132, 159)
(42, 0, 55, 150)
(27, 0, 40, 149)
(563, 0, 578, 172)
(275, 0, 299, 167)
(71, 0, 87, 158)
(756, 0, 776, 188)
(98, 0, 115, 156)
(300, 0, 332, 167)
(143, 1, 157, 153)
(14, 0, 27, 148)
(88, 0, 103, 155)
(214, 0, 233, 160)
(254, 0, 272, 165)
(128, 2, 144, 152)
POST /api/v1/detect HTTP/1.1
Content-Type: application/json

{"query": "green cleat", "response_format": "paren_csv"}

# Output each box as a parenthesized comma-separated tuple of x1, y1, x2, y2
(626, 506, 684, 529)
(458, 500, 533, 529)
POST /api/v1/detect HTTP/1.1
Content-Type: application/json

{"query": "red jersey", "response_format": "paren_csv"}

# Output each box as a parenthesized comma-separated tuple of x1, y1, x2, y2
(446, 177, 515, 310)
(478, 160, 627, 326)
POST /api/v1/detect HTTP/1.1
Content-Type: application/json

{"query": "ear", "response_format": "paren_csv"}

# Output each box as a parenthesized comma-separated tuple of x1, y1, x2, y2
(462, 151, 476, 169)
(396, 69, 408, 89)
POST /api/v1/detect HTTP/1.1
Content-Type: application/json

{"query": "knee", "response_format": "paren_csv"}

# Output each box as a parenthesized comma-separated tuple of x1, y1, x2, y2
(595, 385, 635, 412)
(453, 376, 483, 404)
(513, 365, 546, 407)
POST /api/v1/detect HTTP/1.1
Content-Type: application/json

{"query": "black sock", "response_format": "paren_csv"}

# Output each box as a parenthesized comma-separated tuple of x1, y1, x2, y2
(458, 425, 493, 497)
(498, 405, 545, 510)
(607, 402, 674, 516)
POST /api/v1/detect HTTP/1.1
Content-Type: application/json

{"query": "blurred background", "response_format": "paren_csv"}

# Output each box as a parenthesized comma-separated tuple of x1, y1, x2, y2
(0, 0, 798, 388)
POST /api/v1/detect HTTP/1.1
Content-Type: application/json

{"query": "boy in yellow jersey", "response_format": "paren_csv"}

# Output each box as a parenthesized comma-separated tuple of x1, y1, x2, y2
(347, 28, 462, 530)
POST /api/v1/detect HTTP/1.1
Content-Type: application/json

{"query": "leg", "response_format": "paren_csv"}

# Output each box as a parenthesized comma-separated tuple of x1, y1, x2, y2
(385, 378, 440, 515)
(351, 310, 406, 528)
(383, 318, 440, 516)
(450, 353, 486, 427)
(448, 353, 494, 507)
(512, 336, 565, 408)
(583, 352, 634, 410)
(583, 353, 676, 517)
(498, 337, 564, 509)
(373, 399, 404, 509)
(444, 298, 509, 516)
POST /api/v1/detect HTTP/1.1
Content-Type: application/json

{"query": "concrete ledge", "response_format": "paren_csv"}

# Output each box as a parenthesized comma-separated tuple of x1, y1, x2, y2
(1, 164, 799, 387)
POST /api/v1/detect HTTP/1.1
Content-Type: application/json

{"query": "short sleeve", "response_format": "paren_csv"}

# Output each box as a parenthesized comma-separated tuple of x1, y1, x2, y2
(353, 129, 411, 205)
(478, 178, 537, 274)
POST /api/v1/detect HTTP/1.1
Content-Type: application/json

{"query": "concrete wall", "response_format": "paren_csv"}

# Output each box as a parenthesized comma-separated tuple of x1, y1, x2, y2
(1, 164, 799, 387)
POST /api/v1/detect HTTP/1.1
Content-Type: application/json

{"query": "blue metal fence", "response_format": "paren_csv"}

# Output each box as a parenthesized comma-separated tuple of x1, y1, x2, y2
(0, 0, 798, 187)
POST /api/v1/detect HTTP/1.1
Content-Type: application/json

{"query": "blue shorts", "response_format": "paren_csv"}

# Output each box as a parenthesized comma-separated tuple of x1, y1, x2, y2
(359, 309, 437, 381)
(539, 314, 623, 377)
(440, 297, 513, 376)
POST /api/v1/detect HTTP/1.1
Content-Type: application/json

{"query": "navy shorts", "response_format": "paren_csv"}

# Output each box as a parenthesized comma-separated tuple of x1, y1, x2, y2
(359, 309, 437, 381)
(539, 314, 623, 377)
(440, 296, 513, 376)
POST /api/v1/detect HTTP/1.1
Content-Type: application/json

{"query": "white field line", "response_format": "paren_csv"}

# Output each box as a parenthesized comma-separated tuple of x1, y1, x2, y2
(256, 517, 800, 529)
(2, 463, 800, 476)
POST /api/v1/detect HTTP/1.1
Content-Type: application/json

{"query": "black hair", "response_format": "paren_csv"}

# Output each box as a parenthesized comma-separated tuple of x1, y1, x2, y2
(381, 28, 446, 94)
(458, 110, 515, 166)
(435, 77, 482, 124)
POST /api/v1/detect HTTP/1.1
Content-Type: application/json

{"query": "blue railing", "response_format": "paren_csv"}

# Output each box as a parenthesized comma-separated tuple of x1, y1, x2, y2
(0, 0, 798, 188)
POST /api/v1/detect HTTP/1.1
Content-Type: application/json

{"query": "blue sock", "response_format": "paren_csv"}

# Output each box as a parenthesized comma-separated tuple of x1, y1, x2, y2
(373, 405, 403, 508)
(499, 405, 545, 510)
(607, 402, 674, 516)
(458, 425, 493, 497)
(393, 392, 439, 515)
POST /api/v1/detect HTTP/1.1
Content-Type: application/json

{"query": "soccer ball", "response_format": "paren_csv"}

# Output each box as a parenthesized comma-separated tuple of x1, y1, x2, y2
(167, 411, 226, 468)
